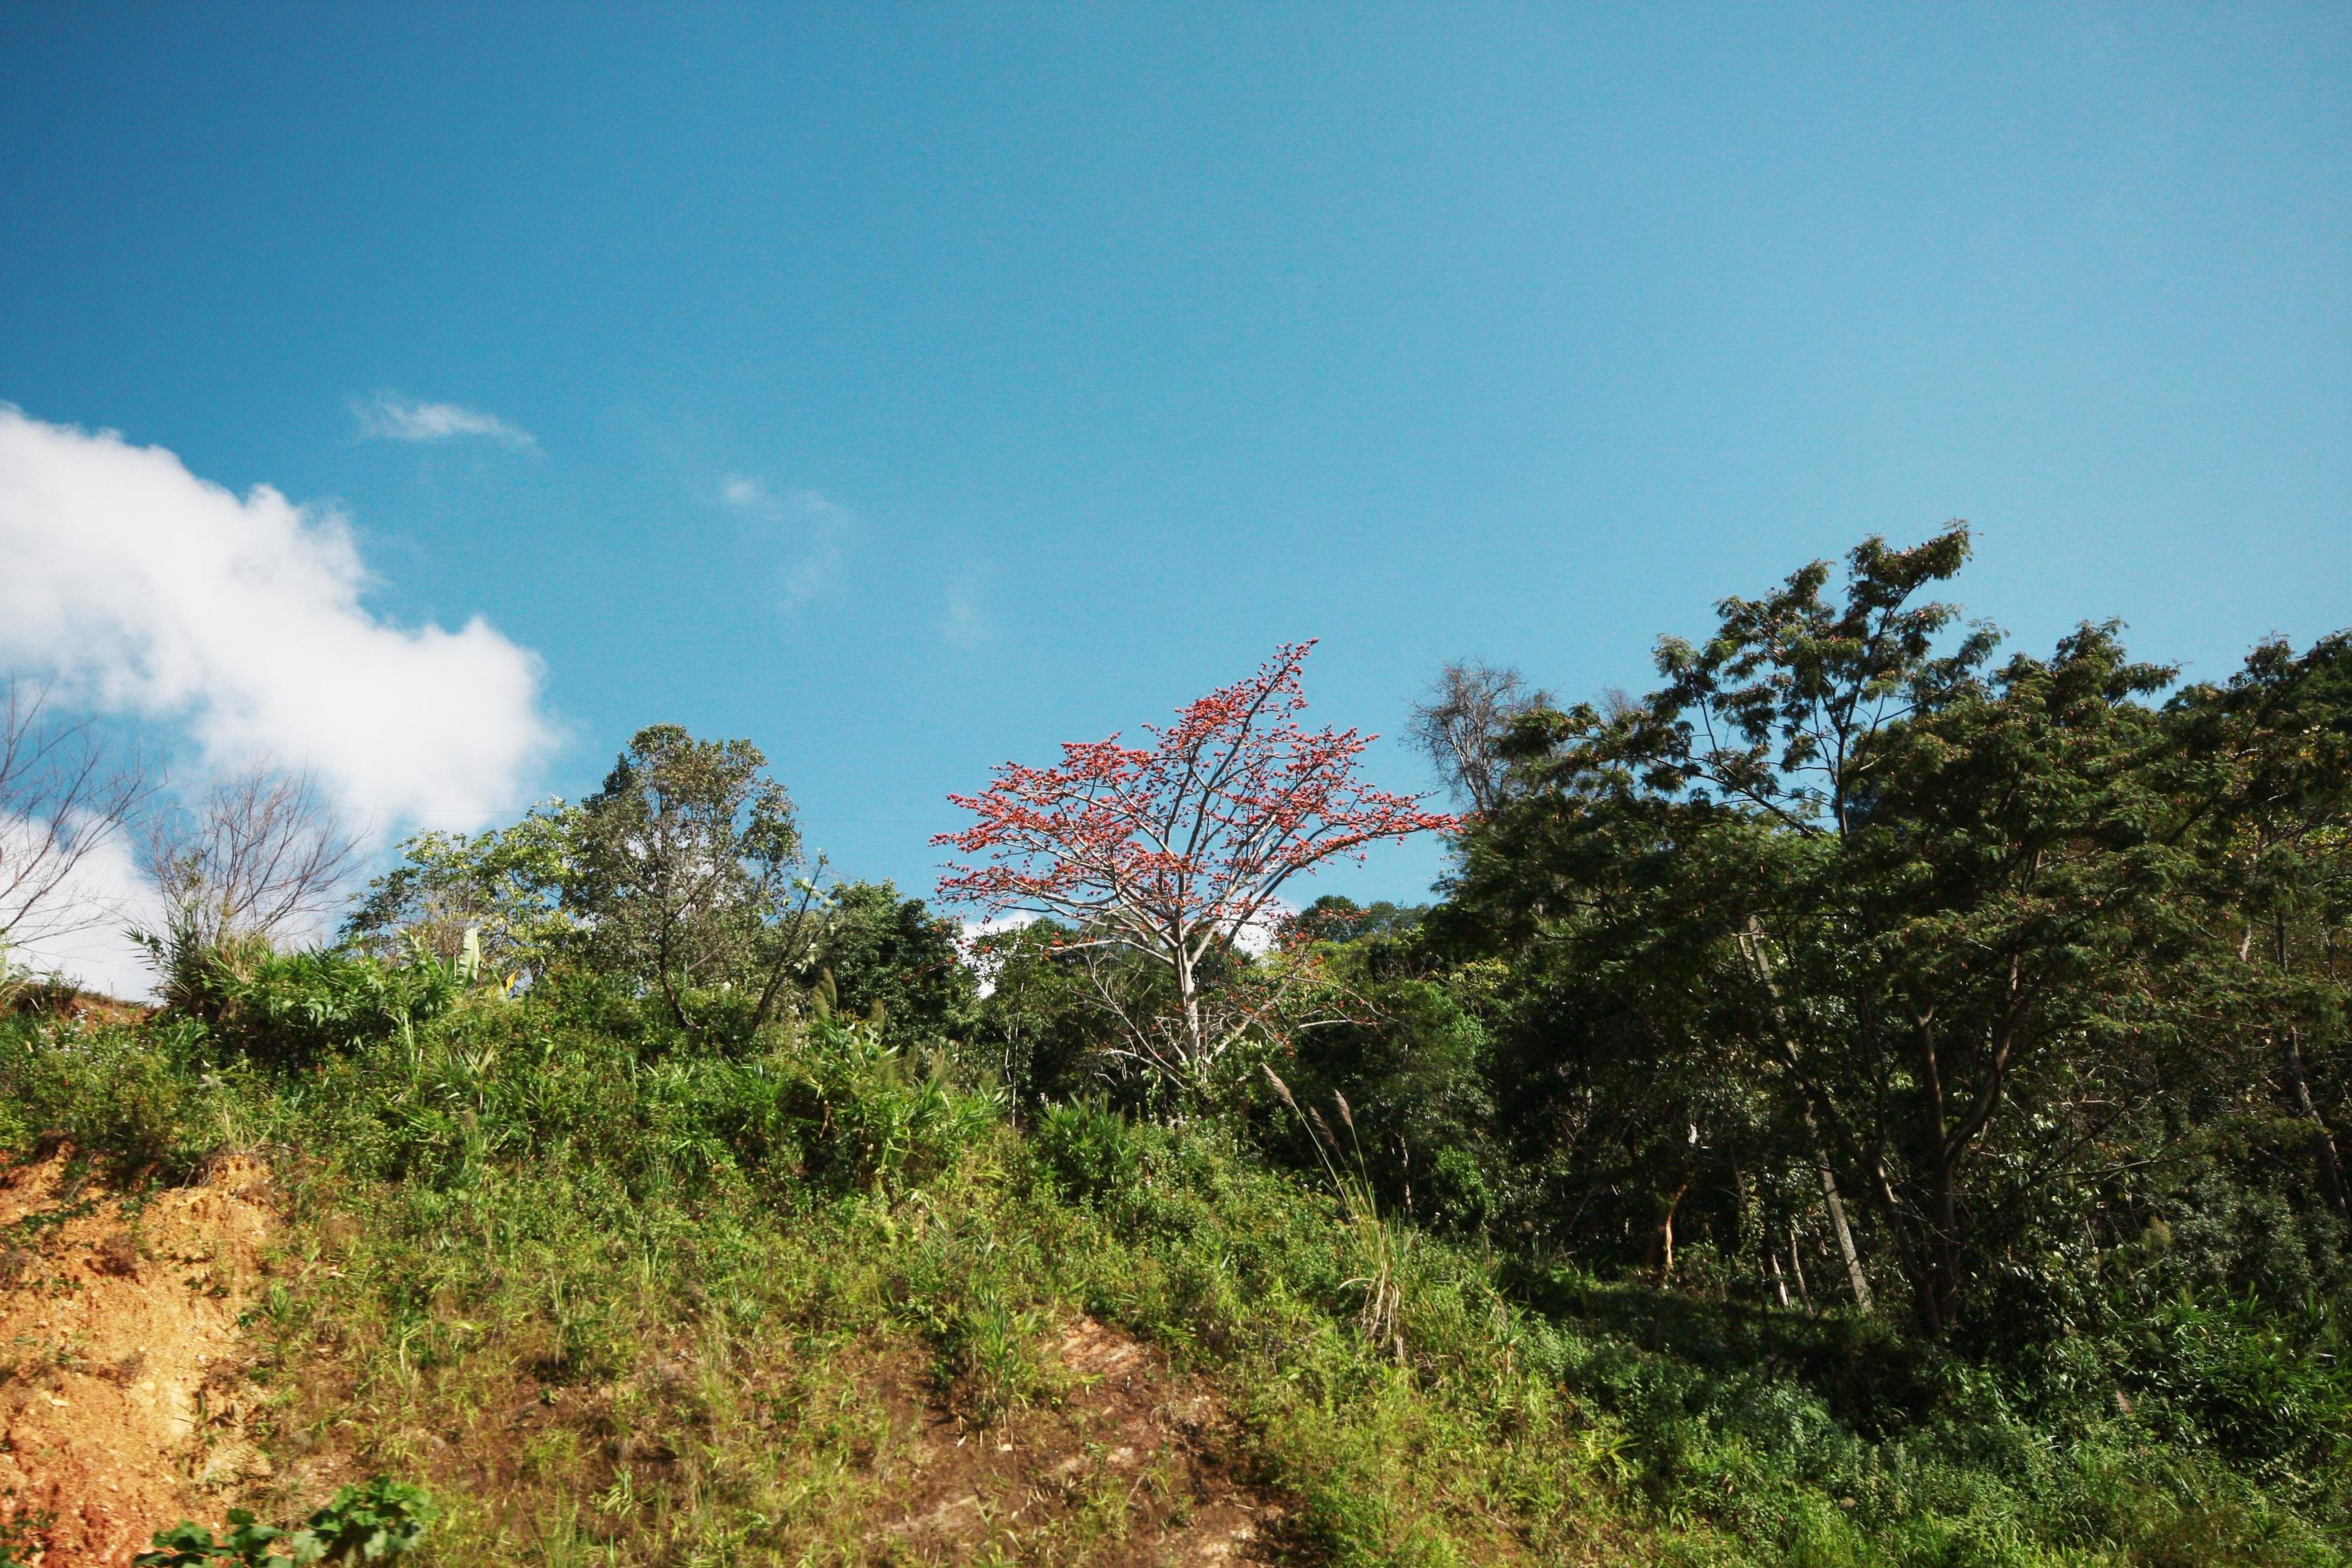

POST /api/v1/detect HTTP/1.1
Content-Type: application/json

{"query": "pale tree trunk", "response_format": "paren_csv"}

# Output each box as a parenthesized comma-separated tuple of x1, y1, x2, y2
(1786, 1219, 1812, 1306)
(1647, 1178, 1689, 1284)
(2284, 1026, 2351, 1222)
(1174, 944, 1209, 1083)
(1742, 922, 1875, 1312)
(1807, 1108, 1876, 1312)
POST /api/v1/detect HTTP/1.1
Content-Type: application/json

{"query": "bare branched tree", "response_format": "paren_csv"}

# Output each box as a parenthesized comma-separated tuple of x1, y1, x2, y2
(145, 765, 362, 949)
(0, 679, 150, 955)
(1053, 921, 1369, 1104)
(1406, 660, 1550, 815)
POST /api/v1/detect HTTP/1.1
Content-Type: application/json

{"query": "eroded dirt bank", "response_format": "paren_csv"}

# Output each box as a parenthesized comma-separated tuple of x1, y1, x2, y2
(0, 1150, 273, 1565)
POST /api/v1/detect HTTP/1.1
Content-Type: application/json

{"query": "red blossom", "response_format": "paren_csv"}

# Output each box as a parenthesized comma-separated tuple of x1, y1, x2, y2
(934, 642, 1457, 974)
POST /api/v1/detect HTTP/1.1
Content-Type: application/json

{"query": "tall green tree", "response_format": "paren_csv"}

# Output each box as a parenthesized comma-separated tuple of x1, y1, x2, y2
(568, 725, 822, 1033)
(814, 880, 978, 1050)
(2170, 632, 2352, 1222)
(344, 802, 580, 978)
(1452, 526, 2208, 1333)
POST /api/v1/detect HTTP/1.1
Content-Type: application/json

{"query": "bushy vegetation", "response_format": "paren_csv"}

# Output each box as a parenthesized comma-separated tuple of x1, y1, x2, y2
(136, 1479, 438, 1566)
(1, 526, 2346, 1565)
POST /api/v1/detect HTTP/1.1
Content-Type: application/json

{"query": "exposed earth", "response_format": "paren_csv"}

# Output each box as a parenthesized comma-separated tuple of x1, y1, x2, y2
(0, 1149, 273, 1566)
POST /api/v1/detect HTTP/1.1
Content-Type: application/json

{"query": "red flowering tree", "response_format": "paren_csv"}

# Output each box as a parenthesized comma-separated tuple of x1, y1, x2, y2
(936, 642, 1455, 1088)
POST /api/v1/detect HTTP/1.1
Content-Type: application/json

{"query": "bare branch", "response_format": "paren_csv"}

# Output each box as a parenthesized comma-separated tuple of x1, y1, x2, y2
(144, 763, 362, 948)
(1406, 660, 1548, 815)
(0, 678, 151, 951)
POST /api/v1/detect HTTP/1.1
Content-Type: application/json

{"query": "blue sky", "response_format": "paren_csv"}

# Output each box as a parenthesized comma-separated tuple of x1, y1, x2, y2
(3, 4, 2347, 914)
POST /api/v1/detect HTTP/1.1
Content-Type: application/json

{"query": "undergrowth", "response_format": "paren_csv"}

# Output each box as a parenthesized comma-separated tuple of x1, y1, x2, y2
(0, 974, 2343, 1566)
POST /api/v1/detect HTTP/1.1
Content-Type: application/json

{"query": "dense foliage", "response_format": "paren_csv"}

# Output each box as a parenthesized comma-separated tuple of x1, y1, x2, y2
(1421, 530, 2349, 1360)
(0, 524, 2344, 1564)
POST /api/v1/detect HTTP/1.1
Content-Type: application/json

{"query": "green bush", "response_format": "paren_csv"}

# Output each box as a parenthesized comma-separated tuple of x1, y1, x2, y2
(2120, 1288, 2352, 1498)
(0, 1010, 223, 1177)
(172, 941, 460, 1065)
(1032, 1097, 1141, 1203)
(136, 1478, 436, 1566)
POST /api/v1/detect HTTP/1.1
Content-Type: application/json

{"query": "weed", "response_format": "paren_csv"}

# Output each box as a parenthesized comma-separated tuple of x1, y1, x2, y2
(934, 1292, 1051, 1426)
(135, 1479, 436, 1566)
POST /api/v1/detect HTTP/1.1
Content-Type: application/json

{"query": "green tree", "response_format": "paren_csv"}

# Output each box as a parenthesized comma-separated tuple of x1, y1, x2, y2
(2170, 632, 2352, 1222)
(813, 880, 978, 1051)
(343, 802, 579, 979)
(1282, 894, 1426, 946)
(1452, 526, 2208, 1333)
(567, 725, 822, 1033)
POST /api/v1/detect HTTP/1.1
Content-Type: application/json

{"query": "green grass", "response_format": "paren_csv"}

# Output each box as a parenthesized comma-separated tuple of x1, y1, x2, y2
(0, 981, 2343, 1566)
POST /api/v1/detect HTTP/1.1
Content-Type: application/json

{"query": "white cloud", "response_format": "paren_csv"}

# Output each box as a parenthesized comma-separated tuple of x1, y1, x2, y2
(1233, 899, 1290, 958)
(718, 474, 768, 511)
(0, 405, 558, 832)
(720, 475, 854, 611)
(353, 391, 536, 450)
(0, 820, 161, 1001)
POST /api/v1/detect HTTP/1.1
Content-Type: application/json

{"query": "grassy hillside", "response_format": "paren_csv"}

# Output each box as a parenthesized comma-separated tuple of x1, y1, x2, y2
(0, 962, 2342, 1566)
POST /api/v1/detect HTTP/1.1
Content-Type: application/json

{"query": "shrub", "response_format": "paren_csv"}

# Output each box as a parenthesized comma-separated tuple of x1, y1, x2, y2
(787, 1016, 1001, 1193)
(1032, 1097, 1141, 1204)
(169, 941, 459, 1066)
(136, 1478, 436, 1566)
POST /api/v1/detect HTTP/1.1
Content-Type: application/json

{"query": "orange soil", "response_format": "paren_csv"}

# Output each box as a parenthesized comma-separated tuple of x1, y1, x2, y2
(0, 1151, 273, 1566)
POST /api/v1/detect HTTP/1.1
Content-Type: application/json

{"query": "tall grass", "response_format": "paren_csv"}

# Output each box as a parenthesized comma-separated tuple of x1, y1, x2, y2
(0, 969, 2342, 1566)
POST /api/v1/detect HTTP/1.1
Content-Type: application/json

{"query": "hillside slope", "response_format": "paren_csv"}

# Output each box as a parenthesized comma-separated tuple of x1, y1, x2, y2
(0, 979, 2342, 1567)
